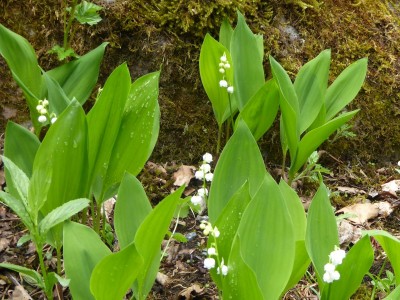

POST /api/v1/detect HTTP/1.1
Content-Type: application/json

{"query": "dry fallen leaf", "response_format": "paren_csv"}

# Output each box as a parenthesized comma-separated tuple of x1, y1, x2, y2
(178, 284, 204, 299)
(337, 201, 393, 224)
(156, 272, 170, 286)
(102, 197, 116, 221)
(0, 237, 10, 252)
(381, 180, 400, 195)
(338, 220, 362, 246)
(337, 186, 366, 195)
(173, 165, 195, 186)
(11, 285, 32, 300)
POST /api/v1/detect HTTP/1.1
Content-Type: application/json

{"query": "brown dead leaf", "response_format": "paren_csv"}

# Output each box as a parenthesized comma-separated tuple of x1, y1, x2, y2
(173, 165, 195, 187)
(146, 161, 167, 176)
(0, 237, 10, 252)
(338, 220, 362, 246)
(156, 272, 170, 286)
(337, 201, 393, 224)
(178, 284, 204, 299)
(102, 197, 116, 221)
(381, 180, 400, 194)
(337, 186, 366, 195)
(11, 285, 32, 300)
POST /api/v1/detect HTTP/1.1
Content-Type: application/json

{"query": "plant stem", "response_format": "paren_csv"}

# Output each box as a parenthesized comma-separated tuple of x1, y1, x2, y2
(325, 284, 331, 300)
(217, 124, 222, 154)
(93, 202, 101, 234)
(63, 0, 78, 51)
(36, 241, 53, 300)
(56, 246, 62, 275)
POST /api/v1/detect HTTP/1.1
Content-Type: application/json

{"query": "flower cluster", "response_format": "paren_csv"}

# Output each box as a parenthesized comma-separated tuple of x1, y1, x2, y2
(218, 53, 234, 94)
(191, 153, 213, 207)
(201, 221, 228, 276)
(323, 246, 346, 283)
(36, 99, 57, 124)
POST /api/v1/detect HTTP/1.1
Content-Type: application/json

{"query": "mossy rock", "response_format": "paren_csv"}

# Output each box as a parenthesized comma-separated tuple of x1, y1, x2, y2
(1, 0, 399, 166)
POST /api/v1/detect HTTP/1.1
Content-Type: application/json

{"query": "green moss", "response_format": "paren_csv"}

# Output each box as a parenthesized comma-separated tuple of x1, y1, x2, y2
(1, 0, 400, 166)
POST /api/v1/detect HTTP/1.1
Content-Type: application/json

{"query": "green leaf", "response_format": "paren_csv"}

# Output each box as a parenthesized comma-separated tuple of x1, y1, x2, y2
(0, 24, 42, 100)
(385, 284, 400, 300)
(47, 45, 78, 61)
(103, 71, 160, 197)
(279, 180, 310, 292)
(43, 72, 71, 115)
(4, 121, 39, 178)
(114, 173, 152, 249)
(74, 1, 103, 25)
(231, 11, 265, 110)
(270, 55, 299, 160)
(324, 235, 373, 300)
(290, 110, 358, 177)
(0, 263, 44, 289)
(32, 100, 88, 246)
(235, 79, 279, 141)
(0, 191, 34, 231)
(46, 43, 107, 105)
(90, 242, 143, 300)
(2, 156, 30, 206)
(325, 58, 367, 121)
(39, 198, 89, 236)
(219, 19, 233, 50)
(63, 221, 111, 300)
(364, 230, 400, 285)
(210, 182, 252, 288)
(132, 186, 184, 300)
(294, 49, 330, 133)
(237, 174, 295, 298)
(305, 183, 339, 288)
(34, 99, 88, 214)
(208, 120, 265, 224)
(199, 34, 235, 126)
(224, 236, 264, 300)
(87, 63, 131, 202)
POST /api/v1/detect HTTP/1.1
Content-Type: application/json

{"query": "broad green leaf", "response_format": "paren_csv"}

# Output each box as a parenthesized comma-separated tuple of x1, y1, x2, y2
(231, 11, 265, 110)
(33, 100, 88, 246)
(305, 183, 339, 287)
(219, 19, 233, 50)
(63, 221, 111, 300)
(87, 63, 131, 201)
(385, 284, 400, 300)
(324, 235, 373, 300)
(4, 121, 39, 178)
(43, 72, 71, 115)
(224, 236, 263, 300)
(2, 156, 29, 206)
(210, 183, 252, 288)
(103, 71, 160, 198)
(208, 120, 265, 224)
(279, 180, 306, 240)
(46, 42, 107, 105)
(114, 173, 152, 249)
(235, 79, 279, 141)
(0, 24, 42, 99)
(270, 56, 299, 160)
(132, 186, 184, 300)
(39, 198, 89, 236)
(279, 180, 310, 292)
(90, 242, 143, 300)
(294, 49, 330, 133)
(290, 110, 358, 177)
(0, 191, 34, 231)
(199, 34, 235, 126)
(325, 58, 367, 121)
(34, 99, 88, 213)
(0, 263, 44, 289)
(74, 1, 103, 25)
(238, 174, 295, 298)
(269, 55, 300, 117)
(364, 230, 400, 285)
(284, 241, 310, 293)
